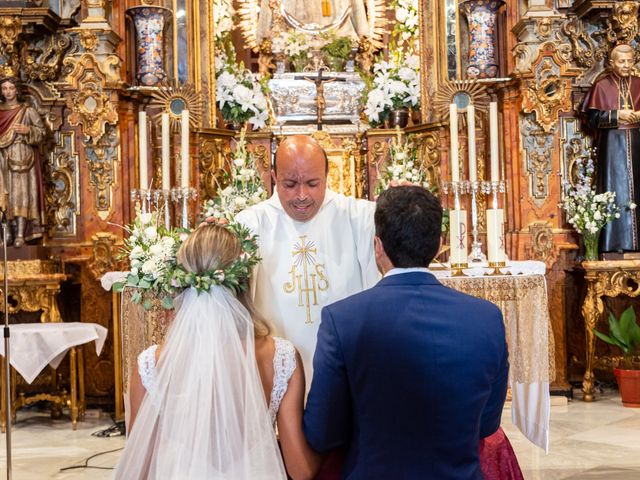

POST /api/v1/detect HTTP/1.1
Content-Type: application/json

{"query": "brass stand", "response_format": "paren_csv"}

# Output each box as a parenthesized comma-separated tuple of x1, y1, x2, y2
(450, 262, 469, 277)
(485, 261, 510, 276)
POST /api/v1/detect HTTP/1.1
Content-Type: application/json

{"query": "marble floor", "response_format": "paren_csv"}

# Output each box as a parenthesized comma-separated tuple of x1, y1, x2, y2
(0, 389, 639, 479)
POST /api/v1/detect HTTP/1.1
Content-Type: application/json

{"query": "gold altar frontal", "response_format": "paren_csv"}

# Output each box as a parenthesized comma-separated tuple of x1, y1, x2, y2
(581, 260, 640, 402)
(0, 260, 85, 430)
(439, 274, 556, 387)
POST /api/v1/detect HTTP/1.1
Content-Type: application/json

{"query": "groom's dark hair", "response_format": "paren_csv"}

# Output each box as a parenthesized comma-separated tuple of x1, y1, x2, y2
(375, 186, 442, 268)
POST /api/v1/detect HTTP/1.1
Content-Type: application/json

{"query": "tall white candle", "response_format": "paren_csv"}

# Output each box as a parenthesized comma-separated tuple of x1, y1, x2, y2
(489, 102, 499, 182)
(486, 209, 505, 263)
(449, 209, 467, 265)
(138, 111, 148, 189)
(467, 104, 477, 182)
(449, 104, 459, 182)
(181, 109, 190, 188)
(161, 113, 170, 191)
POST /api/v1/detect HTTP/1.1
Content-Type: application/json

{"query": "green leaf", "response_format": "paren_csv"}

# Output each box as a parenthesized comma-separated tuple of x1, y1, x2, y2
(112, 282, 124, 292)
(608, 311, 623, 343)
(161, 296, 175, 310)
(138, 278, 151, 289)
(142, 298, 153, 311)
(619, 306, 636, 345)
(131, 291, 142, 304)
(593, 328, 624, 348)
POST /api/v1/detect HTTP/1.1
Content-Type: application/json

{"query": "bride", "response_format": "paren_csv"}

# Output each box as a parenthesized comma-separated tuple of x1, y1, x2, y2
(114, 221, 321, 479)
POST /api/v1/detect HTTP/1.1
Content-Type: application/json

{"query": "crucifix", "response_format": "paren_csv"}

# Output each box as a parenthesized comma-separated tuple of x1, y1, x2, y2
(304, 68, 336, 130)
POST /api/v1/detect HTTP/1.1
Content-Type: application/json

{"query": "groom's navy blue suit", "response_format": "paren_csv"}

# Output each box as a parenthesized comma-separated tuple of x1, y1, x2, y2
(304, 271, 509, 480)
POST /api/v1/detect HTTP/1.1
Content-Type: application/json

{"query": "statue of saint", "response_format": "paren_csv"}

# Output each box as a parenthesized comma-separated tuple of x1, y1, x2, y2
(0, 77, 46, 247)
(256, 0, 370, 44)
(581, 44, 640, 252)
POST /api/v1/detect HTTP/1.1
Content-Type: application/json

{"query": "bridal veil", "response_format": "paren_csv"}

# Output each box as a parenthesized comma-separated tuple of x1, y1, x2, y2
(114, 287, 287, 479)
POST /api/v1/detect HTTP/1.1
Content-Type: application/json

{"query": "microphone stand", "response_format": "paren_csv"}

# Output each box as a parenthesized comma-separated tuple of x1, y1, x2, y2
(2, 209, 11, 480)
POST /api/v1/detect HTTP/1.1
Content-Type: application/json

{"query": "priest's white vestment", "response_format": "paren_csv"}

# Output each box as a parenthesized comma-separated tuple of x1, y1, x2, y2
(236, 189, 379, 380)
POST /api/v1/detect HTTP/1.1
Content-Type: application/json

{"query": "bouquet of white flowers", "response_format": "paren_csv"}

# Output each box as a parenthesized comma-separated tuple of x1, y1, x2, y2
(562, 154, 622, 260)
(376, 129, 428, 193)
(113, 209, 185, 309)
(202, 126, 267, 221)
(213, 0, 235, 41)
(274, 30, 313, 72)
(392, 0, 419, 43)
(215, 62, 270, 129)
(364, 50, 420, 126)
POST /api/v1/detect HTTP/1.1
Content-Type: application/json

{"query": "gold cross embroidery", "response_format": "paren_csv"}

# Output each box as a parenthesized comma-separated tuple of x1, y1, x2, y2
(283, 236, 329, 324)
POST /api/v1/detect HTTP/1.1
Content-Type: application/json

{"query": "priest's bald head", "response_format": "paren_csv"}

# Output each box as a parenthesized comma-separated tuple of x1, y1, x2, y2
(272, 135, 329, 222)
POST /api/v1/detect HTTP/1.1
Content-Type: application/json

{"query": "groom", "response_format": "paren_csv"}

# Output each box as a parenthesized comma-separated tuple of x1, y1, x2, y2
(304, 186, 509, 479)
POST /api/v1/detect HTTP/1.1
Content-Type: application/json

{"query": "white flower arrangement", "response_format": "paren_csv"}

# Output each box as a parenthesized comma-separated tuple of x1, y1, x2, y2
(364, 50, 420, 126)
(272, 29, 314, 71)
(215, 59, 270, 129)
(392, 0, 419, 43)
(213, 0, 235, 41)
(562, 155, 620, 237)
(202, 126, 267, 221)
(376, 129, 428, 193)
(113, 209, 184, 309)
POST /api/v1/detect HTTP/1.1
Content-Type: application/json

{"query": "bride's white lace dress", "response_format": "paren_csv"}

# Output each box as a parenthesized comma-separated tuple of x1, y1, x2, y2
(137, 336, 297, 425)
(113, 287, 291, 480)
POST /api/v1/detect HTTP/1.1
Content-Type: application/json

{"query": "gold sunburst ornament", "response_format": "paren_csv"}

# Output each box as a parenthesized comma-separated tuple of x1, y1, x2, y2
(149, 81, 204, 131)
(433, 79, 491, 123)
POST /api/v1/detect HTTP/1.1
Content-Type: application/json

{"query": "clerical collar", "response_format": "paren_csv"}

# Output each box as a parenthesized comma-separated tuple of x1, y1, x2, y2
(384, 267, 429, 278)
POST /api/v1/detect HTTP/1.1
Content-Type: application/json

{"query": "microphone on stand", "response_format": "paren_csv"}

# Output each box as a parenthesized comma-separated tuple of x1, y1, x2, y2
(2, 203, 12, 480)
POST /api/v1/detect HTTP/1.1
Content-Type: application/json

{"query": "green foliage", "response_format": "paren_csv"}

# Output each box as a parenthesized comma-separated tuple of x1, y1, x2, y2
(321, 35, 353, 60)
(593, 306, 640, 369)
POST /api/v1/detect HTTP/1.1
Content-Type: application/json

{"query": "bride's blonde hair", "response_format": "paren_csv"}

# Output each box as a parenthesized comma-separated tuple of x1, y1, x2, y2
(177, 223, 271, 337)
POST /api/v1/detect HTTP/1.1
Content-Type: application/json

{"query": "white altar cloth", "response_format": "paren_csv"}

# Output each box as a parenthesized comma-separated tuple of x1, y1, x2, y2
(0, 323, 108, 383)
(432, 260, 552, 452)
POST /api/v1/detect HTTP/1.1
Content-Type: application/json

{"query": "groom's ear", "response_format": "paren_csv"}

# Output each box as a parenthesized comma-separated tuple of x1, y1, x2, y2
(374, 236, 387, 260)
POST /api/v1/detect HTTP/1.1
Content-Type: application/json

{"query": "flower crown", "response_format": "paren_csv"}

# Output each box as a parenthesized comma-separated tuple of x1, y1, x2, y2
(169, 219, 260, 296)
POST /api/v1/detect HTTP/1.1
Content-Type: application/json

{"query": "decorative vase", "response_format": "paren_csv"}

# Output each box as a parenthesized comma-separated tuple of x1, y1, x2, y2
(614, 367, 640, 408)
(583, 232, 600, 261)
(459, 0, 505, 79)
(127, 6, 172, 87)
(388, 108, 410, 129)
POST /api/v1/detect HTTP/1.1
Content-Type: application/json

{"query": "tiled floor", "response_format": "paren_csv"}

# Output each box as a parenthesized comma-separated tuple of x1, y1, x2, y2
(1, 389, 639, 479)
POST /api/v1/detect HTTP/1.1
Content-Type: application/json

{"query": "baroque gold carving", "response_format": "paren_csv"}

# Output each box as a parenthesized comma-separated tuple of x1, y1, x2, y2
(611, 1, 639, 44)
(46, 131, 79, 237)
(561, 16, 598, 69)
(311, 131, 359, 196)
(79, 30, 99, 51)
(581, 261, 640, 401)
(0, 16, 22, 77)
(525, 222, 557, 266)
(535, 18, 553, 39)
(84, 125, 119, 218)
(65, 54, 118, 141)
(199, 137, 229, 200)
(89, 232, 118, 280)
(414, 132, 442, 193)
(23, 34, 72, 81)
(149, 82, 204, 131)
(522, 42, 580, 134)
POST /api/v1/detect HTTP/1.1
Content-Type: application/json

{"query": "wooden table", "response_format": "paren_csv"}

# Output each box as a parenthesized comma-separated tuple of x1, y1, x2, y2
(581, 260, 640, 402)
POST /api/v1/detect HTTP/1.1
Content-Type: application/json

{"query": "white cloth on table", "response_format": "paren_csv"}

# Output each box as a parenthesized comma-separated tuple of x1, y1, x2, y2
(236, 189, 379, 383)
(0, 322, 108, 383)
(430, 260, 546, 278)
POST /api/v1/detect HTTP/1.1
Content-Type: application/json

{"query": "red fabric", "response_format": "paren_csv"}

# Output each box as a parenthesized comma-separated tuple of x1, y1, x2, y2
(311, 428, 523, 480)
(0, 105, 22, 137)
(479, 427, 524, 480)
(581, 74, 640, 111)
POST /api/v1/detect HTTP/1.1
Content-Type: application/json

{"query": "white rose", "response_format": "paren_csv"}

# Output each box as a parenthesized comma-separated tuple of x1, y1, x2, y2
(144, 226, 158, 240)
(149, 243, 164, 256)
(140, 213, 153, 225)
(131, 245, 144, 257)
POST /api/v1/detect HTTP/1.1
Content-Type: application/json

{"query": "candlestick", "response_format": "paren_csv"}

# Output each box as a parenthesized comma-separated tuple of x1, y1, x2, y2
(138, 111, 148, 189)
(489, 102, 499, 182)
(449, 104, 459, 182)
(181, 109, 190, 188)
(162, 112, 170, 191)
(467, 104, 477, 182)
(449, 208, 468, 273)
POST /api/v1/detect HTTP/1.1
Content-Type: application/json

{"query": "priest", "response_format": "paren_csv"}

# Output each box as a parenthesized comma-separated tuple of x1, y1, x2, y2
(582, 43, 640, 252)
(236, 135, 379, 381)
